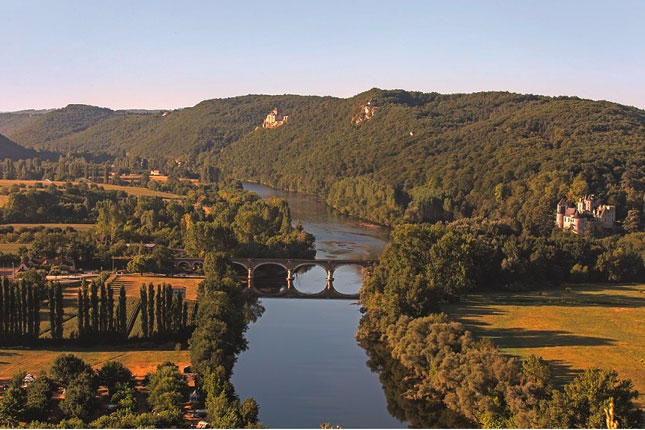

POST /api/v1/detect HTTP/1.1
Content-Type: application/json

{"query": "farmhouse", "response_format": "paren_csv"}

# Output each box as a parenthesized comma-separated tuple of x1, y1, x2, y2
(555, 195, 616, 235)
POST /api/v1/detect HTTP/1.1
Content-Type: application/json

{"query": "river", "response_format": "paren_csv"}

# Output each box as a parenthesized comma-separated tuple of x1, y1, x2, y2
(231, 182, 406, 428)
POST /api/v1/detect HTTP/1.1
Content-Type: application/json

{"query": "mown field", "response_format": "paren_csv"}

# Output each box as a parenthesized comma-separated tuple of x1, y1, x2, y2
(0, 179, 182, 199)
(0, 223, 95, 231)
(442, 283, 645, 399)
(0, 242, 31, 253)
(0, 346, 189, 379)
(112, 274, 204, 301)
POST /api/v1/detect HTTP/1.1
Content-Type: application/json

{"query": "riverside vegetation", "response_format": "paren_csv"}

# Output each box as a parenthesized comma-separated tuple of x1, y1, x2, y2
(357, 221, 644, 428)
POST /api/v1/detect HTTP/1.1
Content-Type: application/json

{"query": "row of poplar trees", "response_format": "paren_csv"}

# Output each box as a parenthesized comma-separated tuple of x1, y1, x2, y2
(0, 278, 41, 344)
(139, 283, 194, 340)
(76, 280, 128, 341)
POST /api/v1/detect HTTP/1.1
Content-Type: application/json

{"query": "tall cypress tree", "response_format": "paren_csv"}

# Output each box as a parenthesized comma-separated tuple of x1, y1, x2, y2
(140, 285, 148, 338)
(119, 286, 127, 337)
(174, 293, 183, 335)
(115, 299, 122, 335)
(32, 286, 40, 340)
(55, 283, 63, 339)
(26, 284, 33, 338)
(77, 287, 84, 337)
(16, 282, 23, 336)
(21, 282, 28, 337)
(10, 283, 17, 337)
(165, 285, 173, 334)
(90, 282, 99, 333)
(82, 286, 90, 334)
(48, 284, 55, 339)
(147, 283, 155, 336)
(156, 285, 163, 336)
(0, 278, 5, 337)
(99, 282, 107, 333)
(107, 284, 114, 333)
(182, 302, 188, 332)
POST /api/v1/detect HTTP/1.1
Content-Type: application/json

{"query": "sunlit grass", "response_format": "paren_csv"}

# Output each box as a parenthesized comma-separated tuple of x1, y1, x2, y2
(442, 283, 645, 399)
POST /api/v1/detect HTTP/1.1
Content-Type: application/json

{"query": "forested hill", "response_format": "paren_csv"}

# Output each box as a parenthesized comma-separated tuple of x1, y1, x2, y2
(8, 96, 324, 157)
(0, 109, 52, 137)
(5, 89, 645, 227)
(218, 89, 645, 227)
(0, 133, 36, 159)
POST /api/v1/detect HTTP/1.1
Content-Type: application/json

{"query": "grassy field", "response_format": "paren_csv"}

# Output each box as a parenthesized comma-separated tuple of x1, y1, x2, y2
(442, 283, 645, 399)
(0, 180, 182, 199)
(0, 242, 31, 253)
(0, 223, 95, 231)
(0, 345, 189, 379)
(111, 274, 204, 301)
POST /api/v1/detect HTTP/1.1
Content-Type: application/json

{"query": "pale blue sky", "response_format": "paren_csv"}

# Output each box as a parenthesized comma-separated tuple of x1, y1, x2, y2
(1, 1, 643, 111)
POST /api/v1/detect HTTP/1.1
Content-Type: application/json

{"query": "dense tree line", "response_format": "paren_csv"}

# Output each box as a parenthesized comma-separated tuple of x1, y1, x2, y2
(0, 277, 41, 345)
(358, 221, 644, 428)
(1, 181, 315, 264)
(75, 279, 128, 342)
(189, 253, 262, 428)
(139, 283, 192, 341)
(362, 222, 645, 325)
(358, 314, 642, 428)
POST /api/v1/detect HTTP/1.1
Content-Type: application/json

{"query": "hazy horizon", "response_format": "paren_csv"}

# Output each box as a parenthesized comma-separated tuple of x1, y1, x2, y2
(2, 0, 644, 111)
(3, 87, 644, 114)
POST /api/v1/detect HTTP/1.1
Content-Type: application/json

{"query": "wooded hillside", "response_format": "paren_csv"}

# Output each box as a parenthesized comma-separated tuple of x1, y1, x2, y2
(6, 89, 644, 225)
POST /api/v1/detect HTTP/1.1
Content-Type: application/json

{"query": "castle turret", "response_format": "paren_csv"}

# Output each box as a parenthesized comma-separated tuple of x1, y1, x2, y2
(556, 198, 567, 229)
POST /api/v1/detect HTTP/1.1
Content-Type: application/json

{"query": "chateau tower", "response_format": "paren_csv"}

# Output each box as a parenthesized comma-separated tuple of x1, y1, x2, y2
(556, 198, 567, 229)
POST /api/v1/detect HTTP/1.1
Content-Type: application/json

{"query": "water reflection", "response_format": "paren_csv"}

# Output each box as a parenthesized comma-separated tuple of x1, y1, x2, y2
(231, 182, 405, 428)
(358, 335, 474, 429)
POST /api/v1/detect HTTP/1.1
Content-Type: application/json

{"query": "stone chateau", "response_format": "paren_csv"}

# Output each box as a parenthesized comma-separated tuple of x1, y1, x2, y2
(556, 195, 616, 235)
(262, 107, 288, 128)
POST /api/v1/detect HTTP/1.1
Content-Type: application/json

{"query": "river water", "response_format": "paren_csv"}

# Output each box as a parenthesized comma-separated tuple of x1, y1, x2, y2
(232, 182, 405, 428)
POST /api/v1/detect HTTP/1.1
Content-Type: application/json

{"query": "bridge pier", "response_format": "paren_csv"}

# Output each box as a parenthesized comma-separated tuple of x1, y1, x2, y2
(286, 269, 294, 291)
(247, 267, 253, 290)
(326, 269, 334, 292)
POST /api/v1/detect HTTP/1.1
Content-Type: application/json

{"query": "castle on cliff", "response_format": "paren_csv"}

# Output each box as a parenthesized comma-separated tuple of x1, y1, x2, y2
(556, 195, 616, 235)
(262, 108, 288, 129)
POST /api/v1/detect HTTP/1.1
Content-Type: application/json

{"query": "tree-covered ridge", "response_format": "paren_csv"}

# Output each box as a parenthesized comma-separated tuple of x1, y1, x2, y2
(6, 89, 644, 226)
(9, 95, 324, 158)
(0, 134, 36, 160)
(220, 89, 645, 225)
(10, 104, 117, 150)
(0, 110, 51, 138)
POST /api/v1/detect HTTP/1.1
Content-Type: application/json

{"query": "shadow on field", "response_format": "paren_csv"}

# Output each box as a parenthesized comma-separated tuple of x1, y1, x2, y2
(547, 359, 583, 388)
(479, 327, 614, 349)
(0, 351, 19, 365)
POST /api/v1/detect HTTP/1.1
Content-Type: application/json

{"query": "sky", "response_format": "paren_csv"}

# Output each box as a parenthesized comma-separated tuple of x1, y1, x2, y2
(1, 0, 644, 111)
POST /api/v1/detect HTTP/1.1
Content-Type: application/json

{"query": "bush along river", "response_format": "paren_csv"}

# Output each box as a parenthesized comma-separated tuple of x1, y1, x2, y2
(231, 182, 406, 428)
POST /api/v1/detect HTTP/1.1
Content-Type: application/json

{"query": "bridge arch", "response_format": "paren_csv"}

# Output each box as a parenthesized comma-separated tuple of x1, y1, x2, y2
(252, 261, 289, 273)
(291, 263, 328, 295)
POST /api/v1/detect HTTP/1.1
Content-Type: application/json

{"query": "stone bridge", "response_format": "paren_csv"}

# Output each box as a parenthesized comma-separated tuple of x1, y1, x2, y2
(172, 257, 378, 299)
